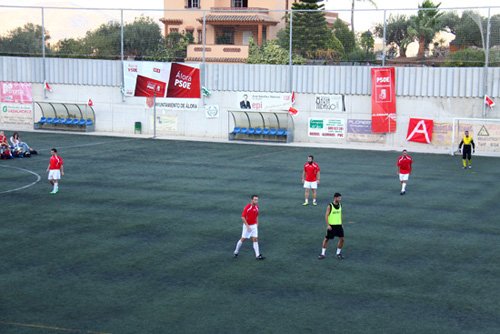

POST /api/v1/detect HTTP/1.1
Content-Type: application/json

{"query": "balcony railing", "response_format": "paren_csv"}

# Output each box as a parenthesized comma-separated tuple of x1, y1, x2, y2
(186, 44, 249, 63)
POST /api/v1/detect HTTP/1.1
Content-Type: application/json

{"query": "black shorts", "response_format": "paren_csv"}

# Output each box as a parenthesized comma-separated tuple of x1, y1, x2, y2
(462, 146, 472, 159)
(325, 225, 344, 239)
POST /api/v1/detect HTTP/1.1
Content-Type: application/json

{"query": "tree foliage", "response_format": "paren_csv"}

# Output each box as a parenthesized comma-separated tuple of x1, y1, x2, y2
(54, 16, 163, 59)
(331, 19, 356, 55)
(278, 0, 332, 57)
(411, 0, 443, 58)
(247, 38, 305, 65)
(0, 23, 49, 56)
(374, 14, 413, 58)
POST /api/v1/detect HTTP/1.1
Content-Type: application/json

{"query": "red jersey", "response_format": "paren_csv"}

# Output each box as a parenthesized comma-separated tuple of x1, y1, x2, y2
(0, 134, 7, 146)
(242, 203, 259, 225)
(303, 162, 320, 182)
(397, 155, 412, 174)
(49, 155, 64, 170)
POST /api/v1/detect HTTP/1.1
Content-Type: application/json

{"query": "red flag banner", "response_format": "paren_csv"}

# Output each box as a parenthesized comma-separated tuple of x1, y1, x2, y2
(485, 95, 495, 108)
(371, 67, 396, 133)
(406, 118, 434, 144)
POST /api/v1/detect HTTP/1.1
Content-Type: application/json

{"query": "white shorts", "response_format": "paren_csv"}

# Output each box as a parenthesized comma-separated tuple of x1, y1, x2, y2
(241, 224, 258, 239)
(303, 181, 318, 189)
(399, 173, 409, 182)
(48, 170, 61, 180)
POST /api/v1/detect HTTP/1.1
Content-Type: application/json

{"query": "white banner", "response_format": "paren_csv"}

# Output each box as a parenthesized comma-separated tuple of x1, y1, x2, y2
(1, 103, 33, 129)
(236, 92, 291, 111)
(308, 118, 346, 138)
(205, 105, 219, 119)
(146, 98, 200, 111)
(314, 94, 345, 112)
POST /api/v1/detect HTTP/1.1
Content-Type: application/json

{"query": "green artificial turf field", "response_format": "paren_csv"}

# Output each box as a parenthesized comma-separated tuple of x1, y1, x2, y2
(1, 131, 499, 334)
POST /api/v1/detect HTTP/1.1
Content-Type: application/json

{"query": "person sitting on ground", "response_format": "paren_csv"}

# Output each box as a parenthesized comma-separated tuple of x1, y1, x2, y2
(0, 131, 12, 159)
(10, 132, 37, 156)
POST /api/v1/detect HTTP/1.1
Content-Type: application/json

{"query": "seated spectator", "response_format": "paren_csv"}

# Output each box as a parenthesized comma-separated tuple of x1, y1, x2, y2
(0, 131, 12, 159)
(10, 132, 37, 156)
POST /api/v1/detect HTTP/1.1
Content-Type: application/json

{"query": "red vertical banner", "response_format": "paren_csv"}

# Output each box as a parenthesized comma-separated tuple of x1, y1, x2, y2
(371, 67, 396, 133)
(166, 63, 201, 98)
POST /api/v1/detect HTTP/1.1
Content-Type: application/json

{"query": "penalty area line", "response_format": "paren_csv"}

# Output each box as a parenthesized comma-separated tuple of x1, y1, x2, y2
(0, 165, 41, 194)
(0, 320, 111, 334)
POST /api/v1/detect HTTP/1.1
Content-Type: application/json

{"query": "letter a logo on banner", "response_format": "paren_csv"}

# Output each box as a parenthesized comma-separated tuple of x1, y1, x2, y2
(406, 118, 434, 144)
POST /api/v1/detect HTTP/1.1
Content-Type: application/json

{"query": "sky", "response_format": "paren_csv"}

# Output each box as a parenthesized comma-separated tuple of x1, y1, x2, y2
(0, 0, 499, 41)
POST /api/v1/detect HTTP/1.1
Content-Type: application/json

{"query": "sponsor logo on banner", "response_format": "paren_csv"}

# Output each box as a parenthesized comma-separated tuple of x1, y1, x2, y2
(123, 61, 200, 99)
(308, 118, 345, 138)
(0, 103, 33, 128)
(315, 94, 345, 112)
(371, 67, 396, 133)
(431, 122, 453, 147)
(406, 118, 434, 144)
(237, 92, 291, 111)
(0, 82, 32, 104)
(152, 114, 178, 133)
(347, 119, 386, 143)
(205, 105, 219, 119)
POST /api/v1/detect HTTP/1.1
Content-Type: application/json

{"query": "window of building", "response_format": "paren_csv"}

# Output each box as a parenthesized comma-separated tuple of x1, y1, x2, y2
(185, 0, 200, 8)
(215, 28, 235, 45)
(232, 0, 248, 8)
(197, 30, 203, 44)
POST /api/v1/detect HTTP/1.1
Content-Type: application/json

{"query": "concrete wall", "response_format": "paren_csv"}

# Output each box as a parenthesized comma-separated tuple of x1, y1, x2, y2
(24, 83, 500, 155)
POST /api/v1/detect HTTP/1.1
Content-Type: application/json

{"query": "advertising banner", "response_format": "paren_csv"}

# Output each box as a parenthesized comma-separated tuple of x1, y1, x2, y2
(1, 103, 33, 129)
(347, 119, 386, 143)
(431, 122, 452, 147)
(147, 98, 200, 111)
(237, 92, 291, 111)
(0, 82, 32, 104)
(314, 94, 345, 112)
(308, 118, 345, 139)
(124, 61, 200, 99)
(406, 118, 434, 144)
(371, 67, 396, 133)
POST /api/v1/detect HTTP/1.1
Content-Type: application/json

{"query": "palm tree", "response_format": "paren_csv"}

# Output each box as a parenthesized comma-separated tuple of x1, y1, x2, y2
(411, 0, 443, 59)
(351, 0, 377, 33)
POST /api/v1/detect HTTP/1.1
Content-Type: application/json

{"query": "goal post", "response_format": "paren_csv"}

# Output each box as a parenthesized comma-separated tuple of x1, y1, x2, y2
(451, 118, 500, 156)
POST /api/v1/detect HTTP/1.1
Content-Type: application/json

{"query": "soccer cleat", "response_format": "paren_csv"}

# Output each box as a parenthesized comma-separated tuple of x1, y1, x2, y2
(400, 191, 405, 195)
(302, 201, 309, 206)
(468, 166, 472, 169)
(233, 253, 238, 258)
(318, 254, 326, 260)
(50, 191, 55, 194)
(256, 254, 265, 260)
(312, 201, 317, 206)
(463, 166, 467, 169)
(336, 253, 344, 260)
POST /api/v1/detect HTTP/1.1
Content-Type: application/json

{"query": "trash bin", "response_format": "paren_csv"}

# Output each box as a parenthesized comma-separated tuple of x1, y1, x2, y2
(134, 122, 142, 134)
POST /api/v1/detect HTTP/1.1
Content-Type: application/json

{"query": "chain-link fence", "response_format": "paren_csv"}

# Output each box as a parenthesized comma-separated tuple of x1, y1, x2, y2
(0, 5, 499, 67)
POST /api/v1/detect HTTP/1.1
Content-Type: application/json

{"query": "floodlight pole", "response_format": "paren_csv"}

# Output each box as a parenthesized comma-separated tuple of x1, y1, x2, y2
(382, 10, 387, 67)
(288, 10, 293, 92)
(483, 8, 491, 119)
(42, 7, 47, 99)
(153, 91, 157, 139)
(120, 9, 125, 102)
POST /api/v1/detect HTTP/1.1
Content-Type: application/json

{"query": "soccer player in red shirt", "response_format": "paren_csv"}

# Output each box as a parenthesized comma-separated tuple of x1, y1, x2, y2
(397, 149, 412, 195)
(233, 195, 265, 260)
(46, 148, 64, 194)
(302, 155, 320, 206)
